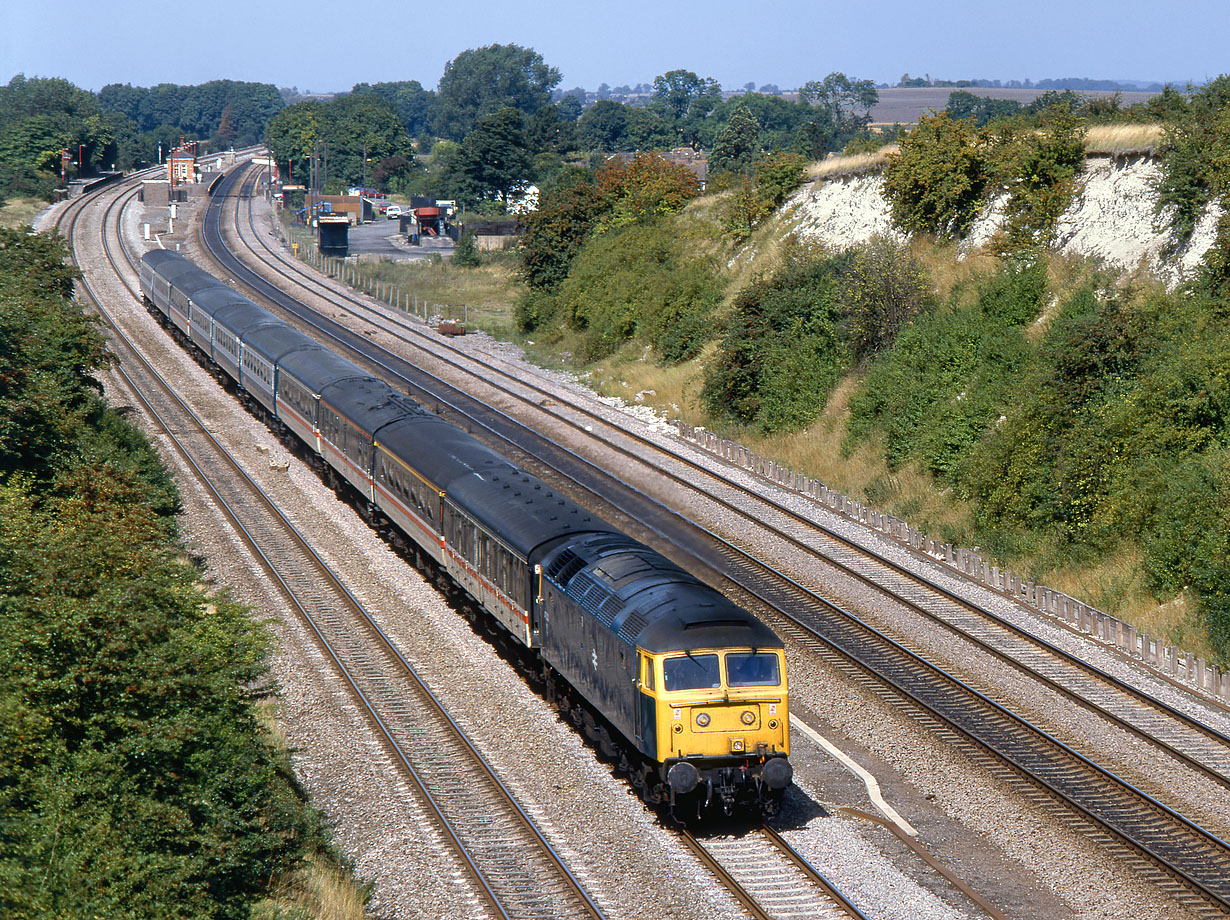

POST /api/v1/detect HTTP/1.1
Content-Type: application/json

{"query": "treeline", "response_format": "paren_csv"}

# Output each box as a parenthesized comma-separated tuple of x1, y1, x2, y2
(263, 43, 880, 208)
(98, 79, 282, 148)
(0, 76, 132, 202)
(0, 74, 284, 206)
(0, 228, 334, 917)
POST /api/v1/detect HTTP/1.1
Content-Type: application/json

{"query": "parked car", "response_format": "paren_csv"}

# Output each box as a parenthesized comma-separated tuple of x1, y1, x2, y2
(386, 204, 402, 220)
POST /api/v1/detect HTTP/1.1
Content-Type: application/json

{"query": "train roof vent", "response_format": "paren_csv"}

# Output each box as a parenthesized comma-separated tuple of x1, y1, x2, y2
(545, 549, 586, 586)
(568, 573, 612, 621)
(596, 595, 624, 628)
(684, 618, 745, 630)
(617, 611, 649, 644)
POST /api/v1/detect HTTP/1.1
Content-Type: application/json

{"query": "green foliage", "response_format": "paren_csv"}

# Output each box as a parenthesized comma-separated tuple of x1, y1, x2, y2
(350, 80, 435, 137)
(0, 230, 326, 918)
(97, 79, 282, 148)
(709, 104, 762, 175)
(798, 72, 879, 137)
(840, 236, 934, 361)
(720, 152, 806, 238)
(991, 108, 1087, 253)
(595, 152, 701, 231)
(265, 94, 416, 194)
(1155, 75, 1230, 246)
(451, 232, 482, 267)
(518, 172, 608, 297)
(883, 104, 1085, 251)
(650, 69, 722, 148)
(882, 112, 992, 239)
(945, 90, 1024, 127)
(846, 262, 1045, 474)
(703, 242, 852, 432)
(577, 99, 631, 152)
(431, 44, 561, 141)
(529, 220, 722, 363)
(0, 76, 132, 201)
(458, 107, 533, 202)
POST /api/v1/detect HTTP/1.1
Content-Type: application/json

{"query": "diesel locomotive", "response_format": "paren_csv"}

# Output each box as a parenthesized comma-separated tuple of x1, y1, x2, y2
(139, 247, 792, 816)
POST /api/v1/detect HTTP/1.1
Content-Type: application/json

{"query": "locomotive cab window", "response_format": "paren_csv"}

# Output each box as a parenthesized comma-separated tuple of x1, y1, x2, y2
(726, 651, 781, 688)
(662, 653, 720, 692)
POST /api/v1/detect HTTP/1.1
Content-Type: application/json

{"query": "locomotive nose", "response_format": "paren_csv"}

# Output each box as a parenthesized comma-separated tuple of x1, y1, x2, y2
(761, 756, 793, 790)
(667, 761, 700, 794)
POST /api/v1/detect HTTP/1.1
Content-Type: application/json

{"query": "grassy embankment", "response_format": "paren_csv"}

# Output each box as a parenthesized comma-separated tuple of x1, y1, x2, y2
(286, 125, 1222, 665)
(0, 196, 48, 229)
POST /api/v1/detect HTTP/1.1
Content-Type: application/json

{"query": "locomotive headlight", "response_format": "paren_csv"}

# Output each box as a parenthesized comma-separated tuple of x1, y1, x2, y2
(695, 712, 710, 727)
(741, 710, 756, 725)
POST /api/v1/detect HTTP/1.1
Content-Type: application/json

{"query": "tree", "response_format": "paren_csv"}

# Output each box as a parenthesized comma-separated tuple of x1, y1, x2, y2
(526, 103, 577, 154)
(945, 90, 1024, 127)
(881, 112, 992, 239)
(431, 44, 561, 141)
(519, 176, 608, 294)
(351, 80, 435, 137)
(709, 104, 762, 174)
(798, 72, 879, 154)
(839, 236, 933, 360)
(459, 107, 533, 203)
(264, 95, 415, 193)
(651, 69, 721, 147)
(578, 99, 631, 151)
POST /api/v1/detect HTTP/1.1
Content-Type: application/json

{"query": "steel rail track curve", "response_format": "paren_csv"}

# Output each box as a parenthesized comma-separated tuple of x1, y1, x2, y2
(224, 163, 1230, 792)
(200, 163, 1230, 916)
(58, 169, 608, 920)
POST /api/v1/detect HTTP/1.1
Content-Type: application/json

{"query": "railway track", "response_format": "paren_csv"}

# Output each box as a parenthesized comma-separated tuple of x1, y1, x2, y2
(57, 170, 608, 920)
(205, 163, 1230, 916)
(680, 825, 869, 920)
(224, 166, 1230, 797)
(57, 165, 905, 920)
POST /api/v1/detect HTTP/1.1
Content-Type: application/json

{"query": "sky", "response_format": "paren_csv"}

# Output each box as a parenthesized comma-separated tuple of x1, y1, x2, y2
(3, 0, 1227, 94)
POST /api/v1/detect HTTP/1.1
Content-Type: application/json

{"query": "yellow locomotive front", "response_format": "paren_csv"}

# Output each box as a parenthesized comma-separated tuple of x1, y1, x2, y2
(639, 645, 791, 816)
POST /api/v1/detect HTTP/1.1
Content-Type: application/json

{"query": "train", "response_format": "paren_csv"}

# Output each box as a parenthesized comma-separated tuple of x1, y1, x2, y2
(138, 247, 792, 817)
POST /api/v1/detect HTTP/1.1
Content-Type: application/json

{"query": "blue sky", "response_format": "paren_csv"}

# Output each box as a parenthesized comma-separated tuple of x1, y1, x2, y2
(3, 0, 1226, 93)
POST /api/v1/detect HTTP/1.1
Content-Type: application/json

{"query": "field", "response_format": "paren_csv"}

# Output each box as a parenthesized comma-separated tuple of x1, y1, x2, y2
(869, 86, 1158, 125)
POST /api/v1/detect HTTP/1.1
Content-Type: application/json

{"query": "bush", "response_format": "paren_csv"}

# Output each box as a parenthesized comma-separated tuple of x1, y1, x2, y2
(547, 219, 722, 363)
(992, 107, 1087, 253)
(882, 112, 993, 239)
(839, 236, 933, 361)
(1155, 75, 1230, 247)
(703, 242, 851, 432)
(721, 151, 806, 239)
(451, 231, 481, 267)
(846, 261, 1044, 474)
(0, 229, 329, 919)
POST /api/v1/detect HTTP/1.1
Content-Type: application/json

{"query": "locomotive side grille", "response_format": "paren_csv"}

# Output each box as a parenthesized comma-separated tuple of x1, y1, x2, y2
(616, 611, 648, 643)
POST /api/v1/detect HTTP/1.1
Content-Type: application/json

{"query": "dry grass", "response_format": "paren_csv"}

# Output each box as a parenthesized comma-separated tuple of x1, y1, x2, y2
(793, 125, 1165, 191)
(807, 148, 898, 179)
(279, 213, 522, 337)
(1084, 123, 1164, 156)
(1043, 547, 1217, 661)
(585, 342, 711, 421)
(255, 858, 368, 920)
(0, 196, 47, 229)
(364, 254, 522, 336)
